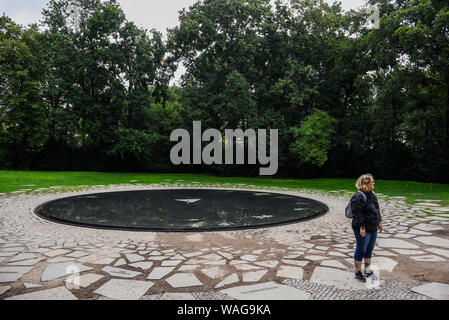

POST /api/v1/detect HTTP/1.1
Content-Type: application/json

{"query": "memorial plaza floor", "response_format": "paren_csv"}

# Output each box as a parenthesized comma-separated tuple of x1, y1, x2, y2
(1, 183, 449, 300)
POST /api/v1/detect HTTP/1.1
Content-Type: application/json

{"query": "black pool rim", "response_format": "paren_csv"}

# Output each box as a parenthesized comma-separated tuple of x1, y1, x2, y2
(33, 188, 330, 233)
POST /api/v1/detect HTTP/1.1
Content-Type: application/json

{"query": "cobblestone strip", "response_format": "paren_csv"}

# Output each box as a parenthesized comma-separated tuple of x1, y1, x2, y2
(282, 279, 431, 300)
(191, 292, 236, 300)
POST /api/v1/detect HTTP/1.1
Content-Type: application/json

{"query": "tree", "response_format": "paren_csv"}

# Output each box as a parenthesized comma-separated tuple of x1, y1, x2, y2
(167, 0, 273, 129)
(289, 109, 337, 167)
(0, 16, 47, 167)
(168, 0, 366, 174)
(365, 0, 449, 179)
(41, 0, 171, 156)
(218, 71, 256, 129)
(116, 21, 172, 129)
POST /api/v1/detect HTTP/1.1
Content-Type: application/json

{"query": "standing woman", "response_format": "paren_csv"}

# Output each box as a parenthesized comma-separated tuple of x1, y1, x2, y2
(351, 174, 383, 282)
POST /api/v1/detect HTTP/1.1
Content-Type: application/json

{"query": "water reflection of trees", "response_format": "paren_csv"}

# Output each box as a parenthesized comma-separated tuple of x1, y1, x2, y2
(38, 190, 328, 229)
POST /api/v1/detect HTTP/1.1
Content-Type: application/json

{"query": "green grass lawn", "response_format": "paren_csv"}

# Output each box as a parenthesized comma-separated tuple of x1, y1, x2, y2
(0, 170, 448, 206)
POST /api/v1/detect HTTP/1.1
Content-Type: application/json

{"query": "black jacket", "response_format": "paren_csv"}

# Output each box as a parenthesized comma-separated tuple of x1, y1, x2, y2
(351, 191, 382, 233)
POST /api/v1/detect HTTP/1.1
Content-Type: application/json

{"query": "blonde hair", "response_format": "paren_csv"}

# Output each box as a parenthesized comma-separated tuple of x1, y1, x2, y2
(355, 174, 374, 192)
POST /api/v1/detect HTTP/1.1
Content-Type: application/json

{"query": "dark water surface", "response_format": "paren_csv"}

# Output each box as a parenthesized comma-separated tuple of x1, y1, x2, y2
(34, 189, 329, 232)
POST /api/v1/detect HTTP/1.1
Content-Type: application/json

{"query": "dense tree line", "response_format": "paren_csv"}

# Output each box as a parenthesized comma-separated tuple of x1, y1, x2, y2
(0, 0, 448, 182)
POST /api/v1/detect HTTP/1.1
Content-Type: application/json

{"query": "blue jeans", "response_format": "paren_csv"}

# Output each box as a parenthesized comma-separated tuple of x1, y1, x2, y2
(353, 228, 377, 261)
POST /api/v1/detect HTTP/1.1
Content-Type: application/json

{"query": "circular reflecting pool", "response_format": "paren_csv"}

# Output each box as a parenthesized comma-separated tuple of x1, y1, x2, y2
(34, 189, 328, 232)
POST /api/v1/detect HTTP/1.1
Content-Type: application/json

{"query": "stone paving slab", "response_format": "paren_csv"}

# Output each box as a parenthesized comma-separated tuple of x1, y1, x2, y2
(9, 253, 37, 262)
(310, 267, 370, 290)
(94, 279, 154, 300)
(407, 229, 432, 236)
(414, 203, 442, 207)
(411, 282, 449, 300)
(234, 264, 263, 271)
(41, 262, 92, 281)
(254, 260, 279, 268)
(65, 273, 104, 288)
(414, 236, 449, 248)
(391, 249, 426, 255)
(0, 251, 19, 257)
(1, 247, 24, 252)
(413, 224, 444, 231)
(66, 251, 90, 258)
(320, 260, 348, 270)
(242, 270, 268, 282)
(47, 257, 76, 263)
(0, 266, 34, 274)
(425, 248, 449, 258)
(101, 266, 141, 278)
(28, 248, 51, 254)
(215, 274, 239, 288)
(5, 287, 77, 300)
(370, 257, 398, 272)
(220, 281, 311, 300)
(376, 239, 420, 249)
(0, 273, 23, 283)
(165, 273, 203, 288)
(203, 259, 227, 266)
(240, 255, 258, 262)
(395, 234, 415, 239)
(327, 251, 348, 257)
(409, 255, 446, 262)
(114, 258, 126, 266)
(0, 285, 11, 295)
(7, 257, 44, 266)
(147, 267, 175, 280)
(125, 253, 144, 263)
(178, 265, 198, 272)
(129, 262, 154, 270)
(373, 250, 397, 257)
(23, 282, 42, 289)
(201, 266, 229, 279)
(276, 266, 304, 280)
(161, 259, 182, 267)
(42, 249, 70, 257)
(281, 259, 309, 267)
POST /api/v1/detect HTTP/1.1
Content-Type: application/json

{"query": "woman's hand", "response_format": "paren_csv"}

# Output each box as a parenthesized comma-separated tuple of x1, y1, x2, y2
(378, 221, 383, 233)
(360, 227, 366, 237)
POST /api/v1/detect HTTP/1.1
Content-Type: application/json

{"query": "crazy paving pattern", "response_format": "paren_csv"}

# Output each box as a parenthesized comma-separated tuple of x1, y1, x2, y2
(1, 182, 449, 300)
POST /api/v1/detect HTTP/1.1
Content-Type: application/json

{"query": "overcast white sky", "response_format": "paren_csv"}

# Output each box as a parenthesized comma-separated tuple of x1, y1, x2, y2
(2, 0, 369, 35)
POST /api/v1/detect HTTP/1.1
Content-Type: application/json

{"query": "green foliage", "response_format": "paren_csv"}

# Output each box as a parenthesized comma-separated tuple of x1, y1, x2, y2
(0, 17, 48, 165)
(218, 71, 256, 129)
(289, 110, 337, 167)
(41, 0, 170, 149)
(0, 0, 448, 181)
(370, 0, 449, 159)
(107, 129, 170, 163)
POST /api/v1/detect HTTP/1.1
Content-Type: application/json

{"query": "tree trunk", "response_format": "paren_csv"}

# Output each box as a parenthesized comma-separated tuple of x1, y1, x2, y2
(446, 76, 449, 161)
(127, 104, 134, 128)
